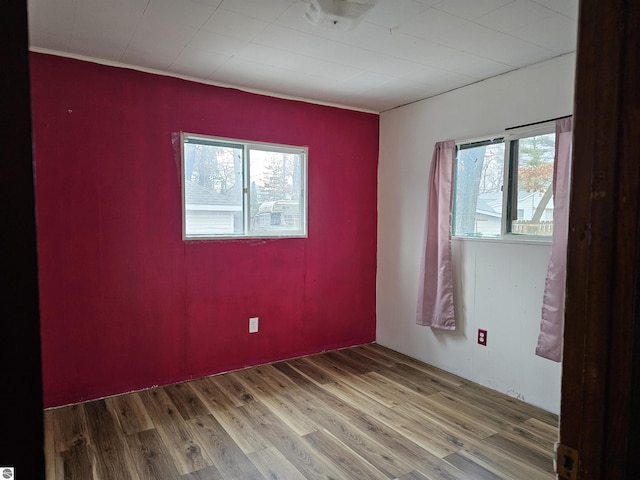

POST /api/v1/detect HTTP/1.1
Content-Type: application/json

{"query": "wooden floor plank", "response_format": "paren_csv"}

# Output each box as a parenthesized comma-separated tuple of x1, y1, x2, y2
(251, 363, 304, 393)
(283, 357, 335, 385)
(309, 357, 411, 408)
(459, 381, 559, 426)
(180, 465, 225, 479)
(188, 414, 265, 479)
(189, 377, 239, 412)
(295, 381, 466, 479)
(404, 395, 499, 440)
(139, 387, 185, 427)
(398, 470, 430, 480)
(458, 440, 553, 480)
(209, 404, 272, 454)
(483, 433, 555, 474)
(238, 402, 347, 480)
(59, 445, 95, 480)
(106, 392, 154, 435)
(84, 400, 139, 480)
(333, 345, 392, 371)
(287, 393, 416, 478)
(427, 389, 523, 430)
(374, 365, 442, 397)
(207, 371, 256, 407)
(379, 362, 461, 395)
(444, 452, 504, 480)
(247, 446, 307, 480)
(304, 353, 356, 381)
(230, 368, 321, 435)
(365, 370, 440, 405)
(498, 422, 557, 457)
(321, 380, 462, 458)
(322, 349, 375, 375)
(44, 409, 59, 479)
(44, 344, 557, 480)
(362, 344, 465, 387)
(303, 429, 390, 480)
(523, 417, 560, 444)
(163, 383, 211, 420)
(52, 403, 90, 452)
(125, 429, 183, 480)
(156, 422, 214, 475)
(350, 344, 397, 367)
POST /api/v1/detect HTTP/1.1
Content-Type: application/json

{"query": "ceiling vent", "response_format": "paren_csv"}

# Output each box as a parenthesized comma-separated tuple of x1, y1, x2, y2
(305, 0, 376, 31)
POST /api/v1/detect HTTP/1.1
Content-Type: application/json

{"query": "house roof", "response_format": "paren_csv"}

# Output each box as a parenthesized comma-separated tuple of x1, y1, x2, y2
(184, 180, 239, 207)
(476, 196, 498, 214)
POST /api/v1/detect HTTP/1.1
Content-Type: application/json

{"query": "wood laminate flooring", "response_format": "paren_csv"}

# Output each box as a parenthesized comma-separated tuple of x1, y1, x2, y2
(44, 343, 558, 479)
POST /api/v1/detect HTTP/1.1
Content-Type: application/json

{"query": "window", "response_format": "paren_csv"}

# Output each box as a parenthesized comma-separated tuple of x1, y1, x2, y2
(507, 132, 556, 236)
(453, 139, 505, 237)
(453, 124, 556, 238)
(181, 133, 307, 239)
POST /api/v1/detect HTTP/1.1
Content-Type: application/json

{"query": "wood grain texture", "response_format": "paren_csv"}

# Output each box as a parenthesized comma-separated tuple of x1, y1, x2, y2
(106, 393, 154, 435)
(560, 0, 640, 478)
(52, 403, 90, 451)
(44, 344, 557, 479)
(156, 421, 213, 475)
(126, 429, 182, 480)
(44, 410, 60, 480)
(59, 444, 94, 480)
(248, 445, 307, 480)
(86, 401, 139, 479)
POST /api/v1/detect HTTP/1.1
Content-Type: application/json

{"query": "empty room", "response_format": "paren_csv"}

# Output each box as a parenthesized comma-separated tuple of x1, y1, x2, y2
(14, 0, 635, 478)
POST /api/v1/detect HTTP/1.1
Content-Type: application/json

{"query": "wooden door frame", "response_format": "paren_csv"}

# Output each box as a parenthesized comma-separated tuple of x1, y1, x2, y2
(0, 0, 45, 476)
(560, 0, 640, 478)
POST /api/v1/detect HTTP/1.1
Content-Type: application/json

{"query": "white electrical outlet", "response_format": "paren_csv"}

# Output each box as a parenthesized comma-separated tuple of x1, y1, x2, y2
(249, 317, 259, 333)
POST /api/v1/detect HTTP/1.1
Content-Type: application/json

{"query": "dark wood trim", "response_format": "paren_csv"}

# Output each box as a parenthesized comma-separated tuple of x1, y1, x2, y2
(620, 1, 640, 476)
(0, 0, 45, 476)
(561, 0, 640, 478)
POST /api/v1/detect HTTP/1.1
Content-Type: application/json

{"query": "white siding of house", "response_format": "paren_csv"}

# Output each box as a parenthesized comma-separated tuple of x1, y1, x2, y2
(377, 53, 575, 414)
(186, 210, 235, 236)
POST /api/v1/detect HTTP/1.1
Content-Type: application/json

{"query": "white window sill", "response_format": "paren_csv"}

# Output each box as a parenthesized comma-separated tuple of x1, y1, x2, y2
(452, 235, 552, 246)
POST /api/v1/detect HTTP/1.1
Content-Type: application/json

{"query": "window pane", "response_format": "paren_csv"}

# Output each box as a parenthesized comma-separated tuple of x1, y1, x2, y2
(183, 142, 243, 237)
(453, 141, 505, 237)
(249, 149, 303, 234)
(511, 133, 555, 236)
(181, 133, 307, 240)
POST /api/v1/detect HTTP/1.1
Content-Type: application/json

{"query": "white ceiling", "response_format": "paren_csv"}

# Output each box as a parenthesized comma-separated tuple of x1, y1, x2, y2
(27, 0, 579, 112)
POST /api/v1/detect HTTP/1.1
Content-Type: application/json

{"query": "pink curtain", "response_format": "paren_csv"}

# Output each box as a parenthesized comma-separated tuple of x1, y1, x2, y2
(416, 140, 456, 330)
(536, 117, 573, 361)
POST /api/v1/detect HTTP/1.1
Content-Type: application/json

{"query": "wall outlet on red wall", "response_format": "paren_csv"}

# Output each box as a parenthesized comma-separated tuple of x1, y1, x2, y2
(249, 317, 259, 333)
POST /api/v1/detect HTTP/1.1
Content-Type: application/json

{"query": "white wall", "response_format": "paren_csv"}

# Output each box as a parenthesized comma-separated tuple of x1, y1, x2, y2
(377, 53, 575, 414)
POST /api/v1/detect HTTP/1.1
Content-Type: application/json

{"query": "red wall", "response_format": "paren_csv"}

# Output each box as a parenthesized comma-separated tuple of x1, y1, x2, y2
(30, 53, 379, 408)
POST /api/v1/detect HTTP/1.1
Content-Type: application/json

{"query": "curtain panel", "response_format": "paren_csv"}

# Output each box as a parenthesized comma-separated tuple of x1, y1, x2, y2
(416, 140, 456, 330)
(536, 117, 573, 361)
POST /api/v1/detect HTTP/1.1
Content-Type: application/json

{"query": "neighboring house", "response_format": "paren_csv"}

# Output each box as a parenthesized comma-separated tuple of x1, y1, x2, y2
(475, 191, 555, 236)
(254, 200, 301, 230)
(474, 195, 503, 236)
(516, 190, 554, 221)
(184, 180, 242, 236)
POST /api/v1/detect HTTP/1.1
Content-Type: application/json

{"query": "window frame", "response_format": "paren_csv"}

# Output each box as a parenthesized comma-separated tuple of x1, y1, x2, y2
(180, 132, 308, 241)
(503, 122, 555, 239)
(452, 137, 505, 238)
(452, 121, 556, 242)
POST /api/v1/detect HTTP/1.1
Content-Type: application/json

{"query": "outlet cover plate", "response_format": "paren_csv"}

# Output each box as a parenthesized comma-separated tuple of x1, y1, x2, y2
(478, 329, 487, 346)
(249, 317, 259, 333)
